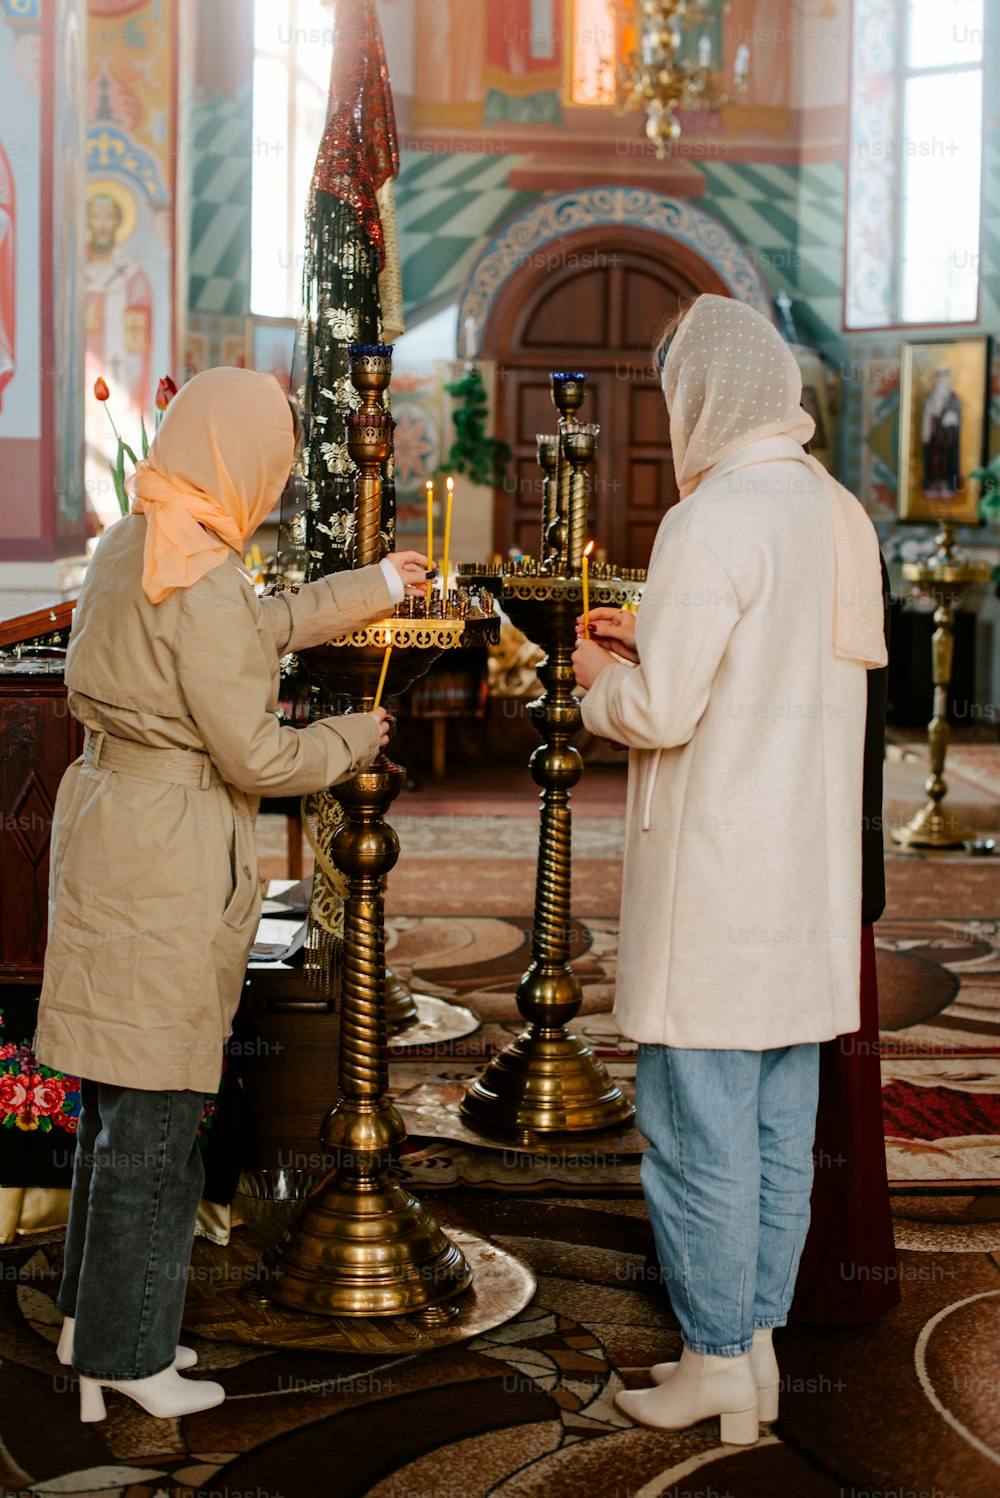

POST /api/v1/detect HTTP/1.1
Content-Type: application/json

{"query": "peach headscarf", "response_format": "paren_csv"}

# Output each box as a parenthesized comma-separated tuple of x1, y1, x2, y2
(131, 367, 295, 605)
(662, 295, 887, 669)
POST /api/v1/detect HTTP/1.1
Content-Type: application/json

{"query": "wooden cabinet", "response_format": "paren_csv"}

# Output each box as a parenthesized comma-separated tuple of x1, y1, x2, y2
(0, 671, 82, 983)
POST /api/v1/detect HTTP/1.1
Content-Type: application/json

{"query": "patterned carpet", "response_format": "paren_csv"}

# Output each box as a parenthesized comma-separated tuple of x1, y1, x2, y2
(2, 751, 998, 1497)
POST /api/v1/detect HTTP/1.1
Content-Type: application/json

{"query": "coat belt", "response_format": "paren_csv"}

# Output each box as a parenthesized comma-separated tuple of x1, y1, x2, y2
(83, 729, 223, 790)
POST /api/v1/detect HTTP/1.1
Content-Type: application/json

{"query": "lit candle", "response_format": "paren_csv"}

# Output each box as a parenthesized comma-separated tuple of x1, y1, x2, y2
(425, 478, 435, 606)
(698, 33, 712, 69)
(441, 476, 455, 601)
(372, 627, 393, 711)
(582, 539, 594, 636)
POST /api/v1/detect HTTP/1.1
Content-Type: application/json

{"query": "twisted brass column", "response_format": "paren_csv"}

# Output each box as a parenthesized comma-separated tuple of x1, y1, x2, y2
(563, 422, 599, 575)
(266, 743, 472, 1317)
(538, 434, 561, 573)
(461, 587, 633, 1141)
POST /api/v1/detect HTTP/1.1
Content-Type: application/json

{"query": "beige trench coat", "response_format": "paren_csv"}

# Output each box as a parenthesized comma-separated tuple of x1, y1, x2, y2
(34, 514, 391, 1094)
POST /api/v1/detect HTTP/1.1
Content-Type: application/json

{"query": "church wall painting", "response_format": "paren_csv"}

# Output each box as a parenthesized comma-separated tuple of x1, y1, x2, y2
(0, 1, 41, 448)
(85, 0, 181, 527)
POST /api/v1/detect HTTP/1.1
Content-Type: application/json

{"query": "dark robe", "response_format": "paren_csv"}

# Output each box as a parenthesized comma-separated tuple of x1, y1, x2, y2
(790, 554, 900, 1325)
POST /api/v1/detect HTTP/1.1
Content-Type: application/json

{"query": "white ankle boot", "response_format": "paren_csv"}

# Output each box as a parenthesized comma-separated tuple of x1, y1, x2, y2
(615, 1345, 759, 1445)
(649, 1327, 780, 1422)
(78, 1364, 225, 1423)
(57, 1316, 198, 1372)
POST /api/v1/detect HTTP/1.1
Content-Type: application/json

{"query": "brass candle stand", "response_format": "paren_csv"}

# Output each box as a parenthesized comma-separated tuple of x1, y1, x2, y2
(456, 372, 645, 1143)
(264, 344, 503, 1323)
(892, 520, 991, 850)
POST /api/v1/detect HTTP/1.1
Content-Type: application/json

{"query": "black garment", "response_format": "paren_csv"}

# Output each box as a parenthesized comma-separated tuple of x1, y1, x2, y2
(861, 554, 890, 927)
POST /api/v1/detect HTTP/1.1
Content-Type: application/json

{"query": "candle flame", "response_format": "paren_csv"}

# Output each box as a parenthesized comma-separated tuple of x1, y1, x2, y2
(584, 539, 595, 557)
(425, 478, 433, 492)
(446, 476, 454, 494)
(383, 627, 393, 646)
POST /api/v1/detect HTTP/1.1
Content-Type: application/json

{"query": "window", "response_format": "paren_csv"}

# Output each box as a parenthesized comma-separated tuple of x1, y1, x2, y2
(846, 0, 985, 329)
(251, 0, 332, 318)
(570, 0, 620, 106)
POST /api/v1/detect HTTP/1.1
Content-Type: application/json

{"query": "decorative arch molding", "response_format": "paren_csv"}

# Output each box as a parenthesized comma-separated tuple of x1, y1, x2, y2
(456, 187, 773, 355)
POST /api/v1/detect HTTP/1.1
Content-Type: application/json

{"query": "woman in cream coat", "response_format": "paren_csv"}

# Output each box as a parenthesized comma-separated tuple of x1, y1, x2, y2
(573, 296, 887, 1445)
(34, 368, 427, 1424)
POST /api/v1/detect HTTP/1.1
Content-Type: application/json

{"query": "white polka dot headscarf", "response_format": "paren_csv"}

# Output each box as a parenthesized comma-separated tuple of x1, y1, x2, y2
(661, 293, 814, 501)
(660, 294, 887, 669)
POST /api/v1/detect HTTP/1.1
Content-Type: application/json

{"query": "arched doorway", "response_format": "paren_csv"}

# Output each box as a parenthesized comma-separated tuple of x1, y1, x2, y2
(482, 225, 731, 568)
(457, 188, 772, 569)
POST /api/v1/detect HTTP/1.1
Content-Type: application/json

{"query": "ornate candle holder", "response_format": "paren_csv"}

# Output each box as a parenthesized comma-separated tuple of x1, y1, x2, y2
(265, 343, 503, 1322)
(455, 373, 644, 1142)
(892, 520, 991, 849)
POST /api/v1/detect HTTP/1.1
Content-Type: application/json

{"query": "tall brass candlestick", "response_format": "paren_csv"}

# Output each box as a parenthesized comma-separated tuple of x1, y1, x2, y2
(267, 747, 473, 1316)
(551, 373, 586, 573)
(892, 520, 990, 849)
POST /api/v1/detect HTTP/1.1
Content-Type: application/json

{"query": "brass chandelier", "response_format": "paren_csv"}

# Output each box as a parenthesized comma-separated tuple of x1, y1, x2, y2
(615, 1, 750, 157)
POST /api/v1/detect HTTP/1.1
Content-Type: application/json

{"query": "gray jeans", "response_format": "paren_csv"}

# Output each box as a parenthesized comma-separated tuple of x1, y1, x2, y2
(56, 1078, 205, 1380)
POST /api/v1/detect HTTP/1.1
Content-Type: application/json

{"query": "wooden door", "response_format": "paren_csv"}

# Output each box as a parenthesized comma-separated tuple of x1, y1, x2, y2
(484, 227, 730, 570)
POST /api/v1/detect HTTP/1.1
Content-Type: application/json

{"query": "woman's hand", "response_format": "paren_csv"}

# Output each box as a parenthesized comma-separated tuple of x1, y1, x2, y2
(573, 637, 617, 692)
(385, 551, 431, 598)
(371, 707, 391, 748)
(578, 606, 639, 664)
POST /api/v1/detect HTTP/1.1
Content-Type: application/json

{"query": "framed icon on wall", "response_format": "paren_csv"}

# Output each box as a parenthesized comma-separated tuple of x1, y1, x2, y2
(897, 337, 988, 524)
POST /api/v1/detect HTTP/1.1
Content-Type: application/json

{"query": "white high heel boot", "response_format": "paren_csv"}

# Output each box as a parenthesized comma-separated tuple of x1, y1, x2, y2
(649, 1326, 780, 1422)
(78, 1364, 225, 1423)
(57, 1317, 198, 1372)
(614, 1345, 759, 1445)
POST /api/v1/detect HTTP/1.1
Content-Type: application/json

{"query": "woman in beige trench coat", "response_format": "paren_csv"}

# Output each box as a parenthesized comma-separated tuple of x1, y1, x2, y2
(33, 367, 427, 1423)
(573, 297, 887, 1446)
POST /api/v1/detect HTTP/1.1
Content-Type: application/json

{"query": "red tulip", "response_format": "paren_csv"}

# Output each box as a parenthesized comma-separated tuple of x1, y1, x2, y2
(156, 375, 178, 411)
(94, 377, 110, 402)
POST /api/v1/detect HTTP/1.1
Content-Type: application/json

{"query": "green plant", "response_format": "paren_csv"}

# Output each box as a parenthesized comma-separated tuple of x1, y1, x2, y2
(437, 365, 511, 487)
(970, 453, 1000, 590)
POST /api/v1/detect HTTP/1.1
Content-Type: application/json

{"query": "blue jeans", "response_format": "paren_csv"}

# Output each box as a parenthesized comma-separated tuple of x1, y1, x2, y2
(56, 1078, 206, 1380)
(636, 1043, 820, 1357)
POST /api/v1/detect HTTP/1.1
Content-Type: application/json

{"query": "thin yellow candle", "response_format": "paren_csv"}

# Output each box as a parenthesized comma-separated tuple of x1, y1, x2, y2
(372, 627, 393, 711)
(441, 476, 455, 601)
(582, 539, 595, 636)
(425, 478, 434, 570)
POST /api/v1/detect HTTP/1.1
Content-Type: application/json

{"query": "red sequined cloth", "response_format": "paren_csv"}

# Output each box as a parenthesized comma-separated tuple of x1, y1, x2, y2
(311, 0, 399, 269)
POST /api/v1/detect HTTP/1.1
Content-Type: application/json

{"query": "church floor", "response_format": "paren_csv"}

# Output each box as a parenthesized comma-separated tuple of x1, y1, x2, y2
(0, 751, 998, 1497)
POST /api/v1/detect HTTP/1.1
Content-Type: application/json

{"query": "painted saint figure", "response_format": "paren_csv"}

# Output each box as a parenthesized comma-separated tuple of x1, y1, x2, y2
(85, 182, 153, 419)
(921, 366, 963, 499)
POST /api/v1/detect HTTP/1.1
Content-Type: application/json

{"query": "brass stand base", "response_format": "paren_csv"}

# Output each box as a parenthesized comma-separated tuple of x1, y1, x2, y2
(461, 1029, 634, 1139)
(385, 966, 419, 1031)
(892, 802, 978, 850)
(182, 1222, 534, 1355)
(261, 1173, 472, 1318)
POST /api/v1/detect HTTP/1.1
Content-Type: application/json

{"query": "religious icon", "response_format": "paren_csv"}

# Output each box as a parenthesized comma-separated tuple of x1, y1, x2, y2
(898, 339, 988, 524)
(84, 178, 153, 419)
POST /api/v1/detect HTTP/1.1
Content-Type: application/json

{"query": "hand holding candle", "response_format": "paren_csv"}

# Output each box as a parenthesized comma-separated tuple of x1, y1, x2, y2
(372, 627, 393, 711)
(582, 539, 594, 636)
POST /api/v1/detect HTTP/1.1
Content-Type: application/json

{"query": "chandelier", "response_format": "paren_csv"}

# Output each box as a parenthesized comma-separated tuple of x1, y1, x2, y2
(615, 1, 750, 157)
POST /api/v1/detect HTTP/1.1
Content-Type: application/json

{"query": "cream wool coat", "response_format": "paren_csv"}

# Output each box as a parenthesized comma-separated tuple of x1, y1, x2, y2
(34, 514, 391, 1094)
(581, 436, 869, 1051)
